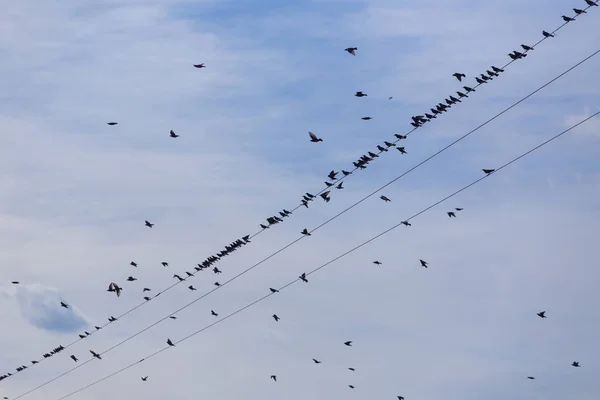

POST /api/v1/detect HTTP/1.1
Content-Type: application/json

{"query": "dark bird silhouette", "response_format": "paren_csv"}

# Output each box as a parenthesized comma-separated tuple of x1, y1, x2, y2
(70, 355, 78, 362)
(90, 350, 101, 360)
(60, 302, 69, 309)
(214, 282, 220, 286)
(463, 86, 475, 93)
(107, 122, 118, 126)
(312, 358, 321, 364)
(572, 361, 580, 367)
(79, 334, 85, 339)
(193, 63, 206, 68)
(108, 316, 117, 322)
(345, 47, 357, 55)
(401, 221, 411, 227)
(398, 397, 405, 400)
(272, 314, 280, 322)
(355, 91, 367, 97)
(452, 72, 466, 82)
(521, 44, 534, 51)
(482, 169, 495, 174)
(344, 341, 352, 346)
(11, 281, 19, 284)
(299, 273, 308, 283)
(585, 0, 598, 6)
(127, 276, 137, 282)
(161, 262, 168, 267)
(144, 296, 151, 301)
(397, 147, 407, 154)
(188, 285, 196, 291)
(349, 385, 355, 389)
(455, 207, 463, 211)
(328, 170, 338, 181)
(373, 261, 382, 265)
(542, 30, 555, 38)
(169, 130, 179, 138)
(573, 8, 587, 14)
(527, 376, 535, 380)
(537, 311, 547, 318)
(270, 288, 279, 293)
(348, 367, 355, 371)
(141, 376, 148, 381)
(361, 117, 372, 120)
(475, 77, 486, 84)
(308, 131, 323, 142)
(561, 15, 575, 22)
(144, 220, 154, 228)
(143, 288, 151, 292)
(211, 310, 218, 317)
(107, 282, 122, 297)
(169, 316, 177, 320)
(166, 339, 175, 346)
(173, 274, 184, 282)
(130, 261, 138, 267)
(419, 259, 428, 268)
(380, 195, 391, 202)
(271, 375, 277, 381)
(320, 191, 331, 202)
(491, 65, 504, 73)
(336, 182, 344, 189)
(342, 169, 352, 176)
(301, 228, 311, 236)
(447, 211, 456, 218)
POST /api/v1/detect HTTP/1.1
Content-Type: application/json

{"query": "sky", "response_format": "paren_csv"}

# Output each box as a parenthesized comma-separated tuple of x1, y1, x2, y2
(0, 0, 599, 399)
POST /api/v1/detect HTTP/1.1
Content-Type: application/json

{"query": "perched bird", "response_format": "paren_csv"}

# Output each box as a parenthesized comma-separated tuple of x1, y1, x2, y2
(193, 63, 206, 68)
(361, 116, 372, 120)
(344, 341, 352, 346)
(308, 131, 323, 143)
(108, 316, 117, 322)
(491, 65, 504, 73)
(345, 47, 357, 55)
(89, 350, 102, 360)
(269, 288, 279, 293)
(573, 8, 587, 14)
(141, 376, 148, 381)
(301, 228, 311, 236)
(60, 302, 69, 309)
(452, 72, 466, 82)
(271, 375, 277, 381)
(537, 311, 547, 318)
(214, 282, 220, 286)
(272, 314, 280, 322)
(166, 339, 175, 346)
(355, 91, 367, 97)
(299, 273, 308, 283)
(447, 211, 456, 218)
(188, 285, 196, 291)
(419, 259, 428, 268)
(572, 361, 580, 367)
(380, 195, 391, 202)
(211, 310, 218, 317)
(144, 220, 154, 228)
(521, 44, 534, 51)
(107, 122, 118, 126)
(482, 169, 495, 174)
(312, 358, 321, 364)
(169, 130, 179, 138)
(70, 355, 78, 362)
(585, 0, 598, 6)
(144, 296, 151, 301)
(373, 261, 382, 265)
(561, 15, 575, 22)
(542, 30, 555, 38)
(401, 221, 411, 227)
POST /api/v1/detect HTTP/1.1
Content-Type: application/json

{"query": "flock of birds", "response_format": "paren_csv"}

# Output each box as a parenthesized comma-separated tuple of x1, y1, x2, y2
(1, 1, 597, 399)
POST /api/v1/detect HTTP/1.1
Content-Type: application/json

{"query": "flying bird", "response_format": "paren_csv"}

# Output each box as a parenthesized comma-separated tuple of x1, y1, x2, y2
(572, 361, 580, 367)
(308, 131, 323, 143)
(355, 91, 367, 97)
(130, 261, 138, 267)
(419, 259, 428, 268)
(144, 220, 154, 228)
(169, 316, 177, 320)
(141, 376, 148, 381)
(107, 122, 118, 126)
(127, 276, 137, 282)
(11, 281, 19, 284)
(60, 302, 69, 309)
(537, 311, 547, 318)
(161, 262, 169, 267)
(373, 261, 382, 265)
(349, 385, 355, 389)
(344, 341, 352, 346)
(380, 195, 391, 202)
(89, 350, 102, 360)
(312, 358, 321, 364)
(107, 282, 122, 297)
(193, 63, 206, 68)
(188, 285, 196, 291)
(345, 47, 357, 55)
(452, 72, 466, 82)
(169, 130, 179, 138)
(447, 211, 456, 218)
(70, 355, 78, 362)
(361, 116, 372, 120)
(271, 375, 277, 381)
(527, 376, 535, 380)
(348, 367, 355, 371)
(211, 310, 218, 317)
(272, 314, 280, 322)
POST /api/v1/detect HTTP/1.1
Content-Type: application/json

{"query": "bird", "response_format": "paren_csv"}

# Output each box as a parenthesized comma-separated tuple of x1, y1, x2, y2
(401, 221, 411, 226)
(169, 130, 179, 138)
(561, 15, 575, 22)
(527, 376, 535, 380)
(336, 182, 344, 189)
(166, 339, 175, 346)
(144, 220, 154, 228)
(211, 310, 218, 317)
(193, 63, 206, 68)
(188, 285, 196, 291)
(89, 350, 102, 360)
(107, 282, 122, 297)
(585, 0, 598, 6)
(127, 276, 137, 282)
(144, 296, 151, 301)
(348, 367, 355, 371)
(521, 44, 534, 51)
(312, 358, 321, 364)
(143, 288, 151, 292)
(345, 47, 357, 55)
(107, 122, 118, 125)
(344, 341, 352, 346)
(308, 131, 323, 142)
(447, 211, 456, 218)
(542, 30, 555, 38)
(301, 228, 311, 236)
(272, 314, 280, 322)
(320, 191, 331, 202)
(161, 262, 168, 267)
(537, 311, 547, 318)
(130, 261, 138, 267)
(70, 355, 78, 362)
(419, 259, 428, 268)
(11, 281, 19, 284)
(397, 147, 407, 154)
(269, 288, 279, 293)
(482, 169, 495, 174)
(380, 195, 391, 202)
(169, 316, 177, 320)
(355, 91, 367, 97)
(328, 170, 338, 180)
(398, 397, 405, 400)
(108, 316, 117, 322)
(572, 361, 580, 367)
(349, 385, 355, 389)
(141, 376, 148, 381)
(173, 274, 184, 281)
(452, 72, 466, 82)
(573, 8, 587, 14)
(491, 65, 504, 73)
(361, 116, 372, 120)
(60, 302, 69, 309)
(270, 375, 277, 381)
(299, 273, 308, 283)
(373, 261, 382, 265)
(455, 207, 463, 211)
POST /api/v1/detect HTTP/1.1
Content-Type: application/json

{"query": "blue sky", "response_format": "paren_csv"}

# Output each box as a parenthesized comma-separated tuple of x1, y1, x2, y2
(0, 0, 599, 400)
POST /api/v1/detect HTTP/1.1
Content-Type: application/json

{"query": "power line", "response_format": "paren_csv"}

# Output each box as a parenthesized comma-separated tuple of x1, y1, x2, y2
(2, 4, 594, 383)
(10, 43, 600, 400)
(45, 109, 600, 400)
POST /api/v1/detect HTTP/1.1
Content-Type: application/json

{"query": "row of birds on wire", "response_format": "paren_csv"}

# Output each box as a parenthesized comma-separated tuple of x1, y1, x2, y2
(1, 0, 597, 390)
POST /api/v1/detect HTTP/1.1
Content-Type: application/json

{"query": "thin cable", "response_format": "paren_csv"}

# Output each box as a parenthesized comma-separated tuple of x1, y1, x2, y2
(49, 109, 600, 400)
(10, 45, 600, 400)
(2, 6, 593, 383)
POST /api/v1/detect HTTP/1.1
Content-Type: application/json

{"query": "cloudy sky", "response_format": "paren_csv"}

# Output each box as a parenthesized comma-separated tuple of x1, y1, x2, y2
(1, 0, 599, 399)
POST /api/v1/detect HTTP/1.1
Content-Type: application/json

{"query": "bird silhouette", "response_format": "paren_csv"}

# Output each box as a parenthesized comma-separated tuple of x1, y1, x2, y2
(130, 261, 138, 267)
(373, 261, 382, 265)
(527, 376, 535, 380)
(141, 376, 148, 381)
(269, 288, 279, 293)
(271, 375, 277, 381)
(107, 122, 118, 126)
(173, 274, 184, 282)
(348, 367, 355, 371)
(452, 72, 466, 82)
(107, 282, 122, 297)
(308, 131, 323, 142)
(561, 15, 575, 22)
(166, 339, 175, 346)
(419, 259, 428, 268)
(482, 169, 495, 174)
(161, 262, 169, 267)
(60, 302, 69, 309)
(349, 385, 355, 389)
(312, 358, 321, 364)
(380, 195, 391, 202)
(344, 341, 352, 346)
(89, 350, 101, 360)
(299, 273, 308, 283)
(144, 220, 154, 228)
(585, 0, 598, 6)
(542, 30, 555, 38)
(355, 91, 367, 97)
(301, 228, 311, 236)
(345, 47, 357, 55)
(127, 276, 137, 282)
(211, 310, 218, 317)
(537, 311, 547, 318)
(361, 116, 372, 120)
(572, 361, 580, 367)
(11, 281, 19, 284)
(169, 316, 177, 320)
(188, 285, 196, 291)
(193, 63, 206, 68)
(169, 130, 179, 138)
(70, 355, 78, 362)
(143, 288, 151, 292)
(573, 8, 587, 14)
(447, 211, 456, 218)
(272, 314, 280, 322)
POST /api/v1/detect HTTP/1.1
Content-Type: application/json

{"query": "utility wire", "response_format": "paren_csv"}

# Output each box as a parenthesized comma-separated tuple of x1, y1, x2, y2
(2, 4, 595, 384)
(9, 43, 600, 400)
(46, 109, 600, 400)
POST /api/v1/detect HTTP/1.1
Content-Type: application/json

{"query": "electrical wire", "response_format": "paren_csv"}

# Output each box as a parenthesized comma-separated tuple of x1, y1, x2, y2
(44, 109, 600, 400)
